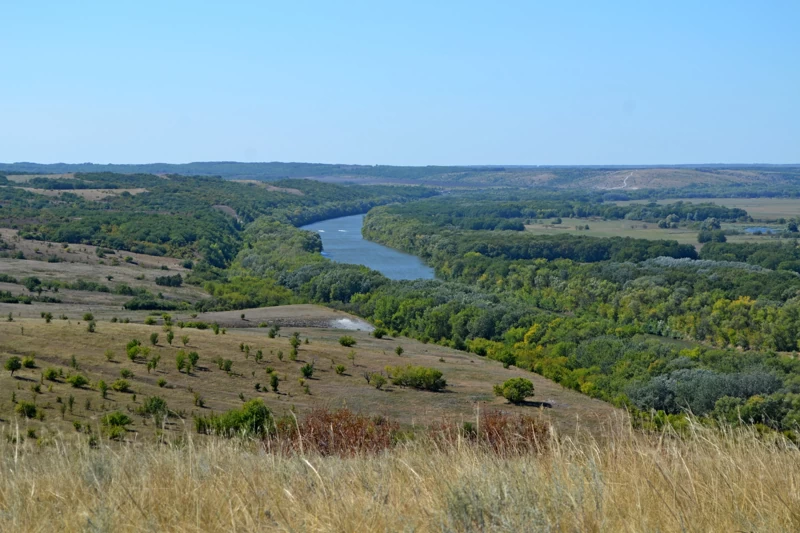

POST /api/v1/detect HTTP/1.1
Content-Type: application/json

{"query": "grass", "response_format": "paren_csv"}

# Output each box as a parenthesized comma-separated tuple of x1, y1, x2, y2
(0, 416, 797, 531)
(0, 317, 618, 437)
(525, 217, 785, 246)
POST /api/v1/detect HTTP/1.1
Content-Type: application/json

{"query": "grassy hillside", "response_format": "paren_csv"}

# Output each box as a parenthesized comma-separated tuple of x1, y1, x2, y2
(0, 313, 617, 437)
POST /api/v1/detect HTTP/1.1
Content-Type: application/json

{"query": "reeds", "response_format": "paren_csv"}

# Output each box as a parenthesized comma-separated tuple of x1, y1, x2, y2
(0, 415, 798, 532)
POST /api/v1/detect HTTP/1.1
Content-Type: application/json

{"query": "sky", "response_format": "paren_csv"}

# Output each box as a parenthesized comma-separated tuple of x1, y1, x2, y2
(1, 1, 798, 166)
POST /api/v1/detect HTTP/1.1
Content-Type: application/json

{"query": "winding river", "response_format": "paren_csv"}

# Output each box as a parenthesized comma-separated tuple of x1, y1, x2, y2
(300, 214, 435, 280)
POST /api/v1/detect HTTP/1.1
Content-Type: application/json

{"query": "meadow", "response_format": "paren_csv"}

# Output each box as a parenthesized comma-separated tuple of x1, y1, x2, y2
(616, 197, 800, 221)
(1, 417, 798, 532)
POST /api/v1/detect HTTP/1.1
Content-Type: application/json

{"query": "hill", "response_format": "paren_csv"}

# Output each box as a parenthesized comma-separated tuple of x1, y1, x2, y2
(3, 161, 800, 190)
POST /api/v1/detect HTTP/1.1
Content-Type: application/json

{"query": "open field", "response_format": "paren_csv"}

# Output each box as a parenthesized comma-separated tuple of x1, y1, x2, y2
(0, 229, 190, 270)
(1, 419, 798, 532)
(616, 197, 800, 221)
(0, 316, 618, 437)
(6, 186, 149, 201)
(525, 218, 779, 246)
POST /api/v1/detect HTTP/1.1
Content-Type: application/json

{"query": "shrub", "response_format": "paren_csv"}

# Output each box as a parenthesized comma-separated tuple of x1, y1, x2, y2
(149, 332, 159, 346)
(86, 320, 96, 333)
(67, 374, 89, 388)
(82, 312, 94, 321)
(275, 408, 399, 456)
(120, 368, 134, 379)
(372, 327, 387, 339)
(300, 363, 314, 379)
(194, 399, 273, 437)
(386, 365, 446, 391)
(111, 379, 131, 392)
(4, 356, 22, 376)
(166, 331, 174, 345)
(22, 356, 36, 369)
(493, 378, 535, 404)
(269, 373, 279, 392)
(15, 401, 38, 419)
(43, 367, 59, 381)
(102, 412, 132, 427)
(370, 373, 388, 390)
(176, 351, 188, 372)
(104, 349, 115, 362)
(187, 351, 199, 370)
(157, 378, 167, 388)
(339, 336, 356, 347)
(335, 364, 346, 375)
(98, 380, 108, 398)
(144, 316, 156, 325)
(181, 335, 189, 346)
(137, 396, 168, 417)
(395, 346, 404, 356)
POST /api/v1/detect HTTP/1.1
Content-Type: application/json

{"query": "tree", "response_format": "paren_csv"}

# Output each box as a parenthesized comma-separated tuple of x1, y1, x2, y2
(187, 351, 200, 371)
(4, 356, 22, 376)
(166, 330, 175, 345)
(789, 221, 798, 233)
(176, 351, 188, 373)
(300, 362, 314, 379)
(493, 378, 534, 404)
(150, 332, 159, 346)
(269, 373, 279, 392)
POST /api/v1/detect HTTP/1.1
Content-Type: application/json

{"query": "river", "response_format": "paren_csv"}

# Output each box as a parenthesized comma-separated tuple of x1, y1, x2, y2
(300, 214, 435, 280)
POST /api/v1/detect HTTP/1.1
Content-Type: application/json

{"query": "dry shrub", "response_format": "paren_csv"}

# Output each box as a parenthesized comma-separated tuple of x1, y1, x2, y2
(432, 409, 550, 455)
(273, 407, 399, 456)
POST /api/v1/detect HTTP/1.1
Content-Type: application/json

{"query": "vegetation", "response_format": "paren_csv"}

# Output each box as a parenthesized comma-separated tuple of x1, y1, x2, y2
(494, 378, 535, 404)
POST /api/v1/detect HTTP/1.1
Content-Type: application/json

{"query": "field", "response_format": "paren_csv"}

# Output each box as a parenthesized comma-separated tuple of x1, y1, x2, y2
(616, 197, 800, 221)
(2, 417, 798, 531)
(524, 218, 779, 246)
(0, 314, 618, 438)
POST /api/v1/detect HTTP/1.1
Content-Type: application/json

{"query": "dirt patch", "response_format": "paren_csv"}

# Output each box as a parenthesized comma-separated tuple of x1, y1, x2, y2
(230, 180, 304, 195)
(8, 186, 148, 201)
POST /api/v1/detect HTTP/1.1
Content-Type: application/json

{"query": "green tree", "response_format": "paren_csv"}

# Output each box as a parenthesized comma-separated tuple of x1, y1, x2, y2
(493, 378, 534, 404)
(5, 356, 22, 376)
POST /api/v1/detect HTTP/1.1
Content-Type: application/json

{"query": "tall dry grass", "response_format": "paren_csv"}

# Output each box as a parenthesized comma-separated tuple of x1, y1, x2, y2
(1, 416, 799, 532)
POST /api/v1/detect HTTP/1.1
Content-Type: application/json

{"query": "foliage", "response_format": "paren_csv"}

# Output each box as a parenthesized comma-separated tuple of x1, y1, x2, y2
(493, 378, 535, 404)
(386, 365, 447, 391)
(194, 399, 274, 438)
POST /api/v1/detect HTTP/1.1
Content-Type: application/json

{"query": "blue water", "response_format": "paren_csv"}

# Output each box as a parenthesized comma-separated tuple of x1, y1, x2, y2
(300, 214, 435, 281)
(744, 227, 779, 234)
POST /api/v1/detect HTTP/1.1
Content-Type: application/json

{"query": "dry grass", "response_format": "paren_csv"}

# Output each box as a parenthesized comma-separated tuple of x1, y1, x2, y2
(0, 417, 797, 532)
(0, 317, 618, 436)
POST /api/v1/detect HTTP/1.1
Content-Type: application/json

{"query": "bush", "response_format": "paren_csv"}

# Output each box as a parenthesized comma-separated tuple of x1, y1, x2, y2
(82, 312, 94, 321)
(493, 378, 534, 404)
(300, 363, 315, 379)
(150, 332, 159, 346)
(370, 373, 388, 390)
(67, 374, 89, 388)
(137, 396, 168, 417)
(274, 408, 399, 456)
(386, 365, 446, 391)
(194, 399, 273, 438)
(120, 368, 134, 379)
(4, 356, 22, 376)
(22, 356, 36, 369)
(43, 367, 59, 381)
(157, 378, 167, 388)
(155, 274, 183, 287)
(102, 411, 132, 428)
(339, 336, 356, 347)
(335, 364, 346, 375)
(15, 401, 38, 419)
(372, 327, 387, 339)
(111, 379, 131, 392)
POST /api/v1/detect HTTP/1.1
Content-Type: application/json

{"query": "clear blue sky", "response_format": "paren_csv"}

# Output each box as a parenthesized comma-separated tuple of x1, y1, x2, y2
(1, 1, 798, 165)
